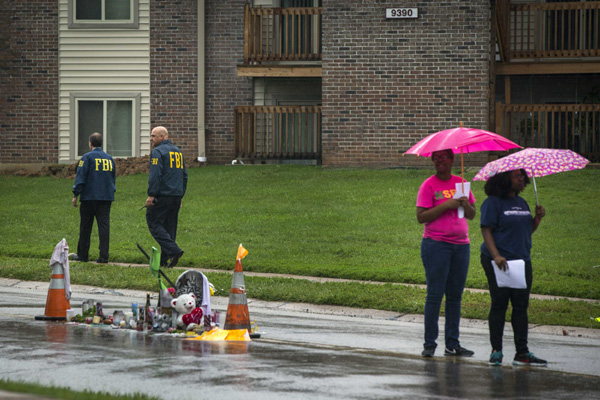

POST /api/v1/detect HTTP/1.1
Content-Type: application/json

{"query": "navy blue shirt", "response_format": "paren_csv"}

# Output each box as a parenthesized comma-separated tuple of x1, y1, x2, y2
(480, 195, 533, 261)
(147, 140, 187, 197)
(72, 148, 116, 201)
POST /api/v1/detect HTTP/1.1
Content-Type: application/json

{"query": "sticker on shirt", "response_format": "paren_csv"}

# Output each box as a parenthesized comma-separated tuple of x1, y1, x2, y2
(435, 189, 456, 200)
(78, 160, 84, 167)
(504, 206, 530, 216)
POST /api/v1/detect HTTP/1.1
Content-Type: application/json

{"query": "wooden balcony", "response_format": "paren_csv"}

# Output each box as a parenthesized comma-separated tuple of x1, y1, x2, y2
(243, 5, 322, 65)
(496, 103, 600, 162)
(234, 106, 322, 161)
(496, 1, 600, 62)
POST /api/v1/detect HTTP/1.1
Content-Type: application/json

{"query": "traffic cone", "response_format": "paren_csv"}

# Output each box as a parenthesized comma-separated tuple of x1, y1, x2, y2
(35, 262, 71, 321)
(223, 244, 251, 332)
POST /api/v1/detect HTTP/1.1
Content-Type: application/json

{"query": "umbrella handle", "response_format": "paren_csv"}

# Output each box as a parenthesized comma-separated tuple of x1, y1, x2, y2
(532, 176, 539, 206)
(460, 148, 465, 194)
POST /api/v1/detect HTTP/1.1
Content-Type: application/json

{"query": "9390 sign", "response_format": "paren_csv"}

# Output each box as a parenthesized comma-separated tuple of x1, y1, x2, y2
(385, 8, 418, 19)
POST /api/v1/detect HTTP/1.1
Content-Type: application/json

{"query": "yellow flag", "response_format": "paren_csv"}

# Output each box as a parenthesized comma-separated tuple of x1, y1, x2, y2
(237, 244, 248, 260)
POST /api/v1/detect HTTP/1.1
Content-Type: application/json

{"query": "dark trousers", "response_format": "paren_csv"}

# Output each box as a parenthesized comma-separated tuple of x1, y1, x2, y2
(481, 253, 533, 355)
(146, 196, 182, 265)
(78, 200, 112, 260)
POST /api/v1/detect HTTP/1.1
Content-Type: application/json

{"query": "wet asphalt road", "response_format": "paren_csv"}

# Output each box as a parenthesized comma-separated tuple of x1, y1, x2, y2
(1, 278, 599, 399)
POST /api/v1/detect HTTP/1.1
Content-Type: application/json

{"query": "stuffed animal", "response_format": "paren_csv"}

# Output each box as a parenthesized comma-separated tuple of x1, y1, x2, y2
(171, 293, 204, 331)
(153, 313, 171, 332)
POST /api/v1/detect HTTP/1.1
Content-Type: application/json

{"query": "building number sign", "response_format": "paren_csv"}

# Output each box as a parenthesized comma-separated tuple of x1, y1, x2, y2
(385, 8, 418, 19)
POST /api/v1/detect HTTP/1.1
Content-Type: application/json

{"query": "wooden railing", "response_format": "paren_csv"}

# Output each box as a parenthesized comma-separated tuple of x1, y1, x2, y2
(497, 1, 600, 60)
(496, 103, 600, 161)
(244, 5, 322, 64)
(234, 106, 322, 160)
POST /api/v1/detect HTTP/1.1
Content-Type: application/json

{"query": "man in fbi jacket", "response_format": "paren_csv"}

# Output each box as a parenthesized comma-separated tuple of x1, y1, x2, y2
(72, 132, 116, 263)
(145, 126, 188, 268)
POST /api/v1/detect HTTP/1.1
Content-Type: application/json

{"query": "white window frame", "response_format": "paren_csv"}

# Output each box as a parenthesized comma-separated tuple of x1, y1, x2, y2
(70, 92, 141, 160)
(68, 0, 139, 29)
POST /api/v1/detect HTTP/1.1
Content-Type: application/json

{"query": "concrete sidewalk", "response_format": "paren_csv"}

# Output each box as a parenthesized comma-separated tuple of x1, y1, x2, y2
(89, 260, 600, 304)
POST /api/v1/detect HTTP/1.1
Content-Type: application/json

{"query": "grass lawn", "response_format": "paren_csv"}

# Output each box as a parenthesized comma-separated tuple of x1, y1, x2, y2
(0, 379, 158, 400)
(1, 165, 599, 328)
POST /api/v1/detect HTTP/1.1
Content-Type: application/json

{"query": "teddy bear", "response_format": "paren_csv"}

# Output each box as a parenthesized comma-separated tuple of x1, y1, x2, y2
(171, 293, 204, 331)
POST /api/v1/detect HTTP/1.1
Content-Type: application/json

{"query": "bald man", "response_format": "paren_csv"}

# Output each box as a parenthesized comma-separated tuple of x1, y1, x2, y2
(145, 126, 187, 268)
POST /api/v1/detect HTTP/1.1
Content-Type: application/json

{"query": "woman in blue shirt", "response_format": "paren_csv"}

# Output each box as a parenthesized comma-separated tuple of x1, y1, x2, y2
(480, 169, 547, 367)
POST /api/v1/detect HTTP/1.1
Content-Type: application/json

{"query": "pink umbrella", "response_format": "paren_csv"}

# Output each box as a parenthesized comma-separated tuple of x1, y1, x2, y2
(404, 125, 522, 184)
(472, 148, 590, 205)
(404, 126, 522, 158)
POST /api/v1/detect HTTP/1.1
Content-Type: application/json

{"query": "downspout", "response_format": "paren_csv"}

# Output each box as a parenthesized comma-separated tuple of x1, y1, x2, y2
(197, 0, 207, 163)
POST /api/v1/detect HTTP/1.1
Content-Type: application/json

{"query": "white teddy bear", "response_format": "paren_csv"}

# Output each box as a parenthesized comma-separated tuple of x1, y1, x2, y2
(171, 293, 203, 331)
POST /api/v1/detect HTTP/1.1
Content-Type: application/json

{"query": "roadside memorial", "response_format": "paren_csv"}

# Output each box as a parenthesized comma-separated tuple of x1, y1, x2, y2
(34, 244, 261, 343)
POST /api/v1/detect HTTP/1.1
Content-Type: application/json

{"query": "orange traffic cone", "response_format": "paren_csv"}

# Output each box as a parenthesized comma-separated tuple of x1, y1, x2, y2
(223, 244, 251, 332)
(35, 262, 71, 321)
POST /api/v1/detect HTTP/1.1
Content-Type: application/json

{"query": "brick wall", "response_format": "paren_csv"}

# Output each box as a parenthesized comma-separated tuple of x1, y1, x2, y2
(0, 0, 59, 163)
(205, 0, 253, 165)
(150, 0, 199, 163)
(322, 1, 491, 167)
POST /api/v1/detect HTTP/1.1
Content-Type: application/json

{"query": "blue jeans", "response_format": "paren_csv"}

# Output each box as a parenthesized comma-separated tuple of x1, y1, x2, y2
(421, 238, 470, 349)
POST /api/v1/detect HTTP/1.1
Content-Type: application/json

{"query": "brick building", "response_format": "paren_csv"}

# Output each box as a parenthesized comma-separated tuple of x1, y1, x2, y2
(1, 0, 599, 167)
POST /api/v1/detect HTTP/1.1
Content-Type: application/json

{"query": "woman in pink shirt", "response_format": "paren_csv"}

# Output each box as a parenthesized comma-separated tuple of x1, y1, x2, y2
(416, 149, 476, 358)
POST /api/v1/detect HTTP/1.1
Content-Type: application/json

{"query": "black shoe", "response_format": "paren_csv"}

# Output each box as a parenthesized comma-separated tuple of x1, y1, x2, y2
(422, 347, 436, 358)
(72, 254, 88, 262)
(167, 251, 184, 268)
(444, 346, 474, 357)
(95, 257, 108, 264)
(513, 352, 547, 366)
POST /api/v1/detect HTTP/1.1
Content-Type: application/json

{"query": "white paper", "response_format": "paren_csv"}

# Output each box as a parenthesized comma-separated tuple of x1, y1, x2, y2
(492, 259, 527, 289)
(453, 182, 471, 219)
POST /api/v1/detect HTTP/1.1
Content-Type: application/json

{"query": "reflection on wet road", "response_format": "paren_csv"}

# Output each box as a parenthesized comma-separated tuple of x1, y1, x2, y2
(0, 318, 597, 400)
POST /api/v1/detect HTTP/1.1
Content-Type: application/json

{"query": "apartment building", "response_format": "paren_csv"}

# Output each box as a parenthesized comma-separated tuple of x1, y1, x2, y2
(1, 0, 598, 166)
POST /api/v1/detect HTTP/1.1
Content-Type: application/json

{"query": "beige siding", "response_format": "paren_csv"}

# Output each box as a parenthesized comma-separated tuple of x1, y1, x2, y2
(58, 0, 151, 162)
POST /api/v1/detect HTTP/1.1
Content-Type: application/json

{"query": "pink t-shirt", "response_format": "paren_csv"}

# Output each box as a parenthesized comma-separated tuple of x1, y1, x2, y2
(416, 175, 476, 244)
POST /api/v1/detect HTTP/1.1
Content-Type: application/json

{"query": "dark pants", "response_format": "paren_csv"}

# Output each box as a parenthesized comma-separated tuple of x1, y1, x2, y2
(421, 238, 470, 350)
(78, 200, 112, 261)
(146, 196, 183, 265)
(481, 253, 533, 354)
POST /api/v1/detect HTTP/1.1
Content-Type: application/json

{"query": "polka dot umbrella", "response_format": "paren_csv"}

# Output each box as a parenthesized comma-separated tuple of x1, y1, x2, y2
(473, 148, 590, 205)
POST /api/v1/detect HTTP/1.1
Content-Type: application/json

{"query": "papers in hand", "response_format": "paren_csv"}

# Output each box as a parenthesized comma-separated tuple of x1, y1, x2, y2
(453, 182, 471, 219)
(492, 259, 527, 289)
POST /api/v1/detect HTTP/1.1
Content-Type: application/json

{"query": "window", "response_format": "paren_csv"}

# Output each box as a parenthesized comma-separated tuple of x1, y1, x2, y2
(69, 0, 139, 29)
(71, 93, 140, 158)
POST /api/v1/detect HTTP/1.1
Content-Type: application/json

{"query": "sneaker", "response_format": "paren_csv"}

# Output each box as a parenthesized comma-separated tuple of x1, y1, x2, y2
(167, 250, 184, 268)
(444, 346, 474, 357)
(95, 257, 108, 264)
(421, 347, 435, 358)
(72, 254, 88, 262)
(513, 352, 547, 366)
(489, 350, 503, 366)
